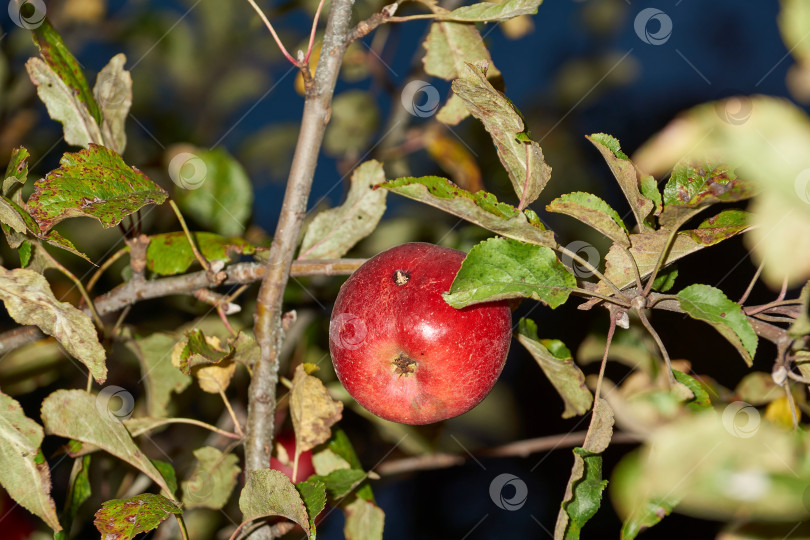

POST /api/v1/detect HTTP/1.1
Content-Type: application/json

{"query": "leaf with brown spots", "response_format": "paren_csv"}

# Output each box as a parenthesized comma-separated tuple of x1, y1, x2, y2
(660, 161, 756, 227)
(93, 493, 181, 540)
(0, 391, 61, 532)
(291, 364, 343, 453)
(26, 145, 167, 234)
(0, 267, 105, 382)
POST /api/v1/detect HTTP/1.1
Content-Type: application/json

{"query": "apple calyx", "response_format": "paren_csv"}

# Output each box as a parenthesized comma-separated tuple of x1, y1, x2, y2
(392, 352, 417, 376)
(393, 269, 410, 285)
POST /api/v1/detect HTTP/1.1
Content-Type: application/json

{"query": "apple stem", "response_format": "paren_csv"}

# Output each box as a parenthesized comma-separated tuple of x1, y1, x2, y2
(593, 311, 618, 403)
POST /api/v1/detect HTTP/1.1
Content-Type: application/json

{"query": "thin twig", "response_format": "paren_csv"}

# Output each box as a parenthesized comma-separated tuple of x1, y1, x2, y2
(169, 200, 211, 273)
(245, 0, 299, 66)
(739, 258, 766, 304)
(555, 244, 626, 298)
(637, 308, 675, 385)
(594, 312, 618, 401)
(176, 515, 190, 540)
(220, 388, 244, 437)
(305, 0, 328, 63)
(642, 225, 681, 297)
(87, 246, 129, 292)
(47, 253, 104, 329)
(375, 431, 642, 476)
(0, 259, 365, 354)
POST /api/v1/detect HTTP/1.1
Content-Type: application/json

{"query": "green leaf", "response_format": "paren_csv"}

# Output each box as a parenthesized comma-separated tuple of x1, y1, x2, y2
(93, 53, 132, 154)
(516, 318, 593, 418)
(0, 196, 91, 261)
(18, 241, 32, 267)
(27, 145, 167, 234)
(444, 237, 576, 308)
(146, 231, 255, 276)
(299, 160, 387, 260)
(344, 497, 385, 540)
(555, 399, 613, 540)
(296, 478, 327, 533)
(547, 191, 629, 246)
(61, 455, 92, 537)
(323, 429, 375, 502)
(651, 268, 677, 292)
(438, 0, 544, 22)
(3, 146, 29, 197)
(660, 161, 755, 227)
(314, 468, 367, 499)
(0, 267, 106, 382)
(671, 370, 711, 410)
(239, 469, 311, 536)
(324, 90, 380, 157)
(151, 459, 178, 496)
(172, 146, 252, 236)
(176, 328, 232, 375)
(683, 209, 751, 246)
(587, 134, 653, 231)
(182, 446, 240, 510)
(0, 391, 61, 531)
(639, 175, 662, 219)
(41, 390, 173, 495)
(381, 176, 554, 246)
(32, 19, 103, 125)
(677, 284, 757, 366)
(127, 333, 191, 418)
(452, 63, 551, 207)
(93, 493, 181, 540)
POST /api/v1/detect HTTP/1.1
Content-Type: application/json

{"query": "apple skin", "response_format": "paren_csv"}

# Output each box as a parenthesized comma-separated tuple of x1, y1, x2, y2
(329, 242, 512, 425)
(269, 431, 315, 483)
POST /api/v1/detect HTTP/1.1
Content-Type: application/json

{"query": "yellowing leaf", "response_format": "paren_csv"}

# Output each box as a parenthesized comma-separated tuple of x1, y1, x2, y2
(0, 266, 106, 383)
(291, 364, 343, 453)
(0, 391, 61, 532)
(764, 396, 798, 429)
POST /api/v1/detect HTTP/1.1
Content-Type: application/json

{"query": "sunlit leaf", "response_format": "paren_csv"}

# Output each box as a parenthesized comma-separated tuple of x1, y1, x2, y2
(93, 493, 180, 540)
(660, 161, 755, 227)
(0, 391, 61, 531)
(444, 237, 576, 308)
(146, 231, 255, 276)
(555, 399, 613, 539)
(547, 191, 629, 246)
(517, 318, 593, 418)
(299, 160, 387, 259)
(0, 267, 106, 382)
(677, 284, 757, 366)
(452, 63, 551, 207)
(381, 176, 554, 246)
(438, 0, 544, 22)
(588, 134, 653, 230)
(27, 145, 167, 233)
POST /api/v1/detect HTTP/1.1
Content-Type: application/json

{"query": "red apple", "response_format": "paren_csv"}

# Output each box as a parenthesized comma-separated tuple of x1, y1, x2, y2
(269, 431, 315, 483)
(329, 242, 512, 425)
